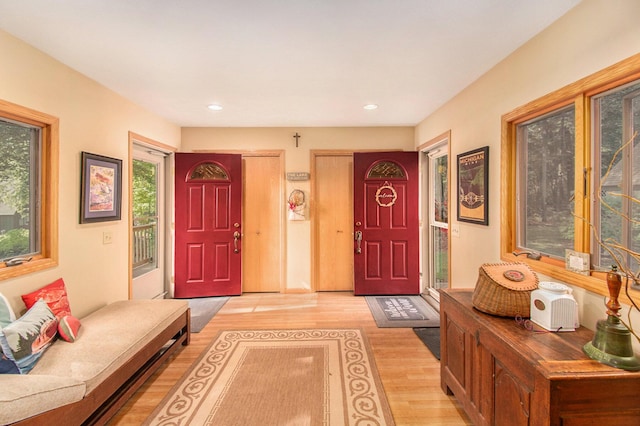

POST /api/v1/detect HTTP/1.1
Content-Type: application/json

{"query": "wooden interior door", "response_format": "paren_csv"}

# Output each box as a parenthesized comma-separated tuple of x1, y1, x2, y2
(313, 153, 354, 291)
(174, 153, 242, 298)
(353, 151, 419, 295)
(242, 154, 283, 292)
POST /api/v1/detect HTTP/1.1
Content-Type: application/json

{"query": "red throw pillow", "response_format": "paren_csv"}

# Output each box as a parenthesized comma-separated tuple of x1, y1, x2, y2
(21, 278, 72, 319)
(58, 315, 81, 342)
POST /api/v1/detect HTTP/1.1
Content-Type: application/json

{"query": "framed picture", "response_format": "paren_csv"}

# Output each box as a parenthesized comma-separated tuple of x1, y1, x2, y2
(80, 151, 122, 223)
(457, 146, 489, 225)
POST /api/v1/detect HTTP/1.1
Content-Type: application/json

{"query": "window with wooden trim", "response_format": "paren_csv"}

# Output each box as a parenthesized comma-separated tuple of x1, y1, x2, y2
(501, 54, 640, 298)
(592, 80, 640, 276)
(0, 100, 58, 279)
(516, 105, 575, 259)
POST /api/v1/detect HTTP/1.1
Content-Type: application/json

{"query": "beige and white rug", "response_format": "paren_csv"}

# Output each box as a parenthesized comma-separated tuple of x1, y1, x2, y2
(144, 329, 395, 426)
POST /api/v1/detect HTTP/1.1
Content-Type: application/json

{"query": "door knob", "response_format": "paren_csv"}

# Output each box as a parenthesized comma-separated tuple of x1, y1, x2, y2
(233, 231, 241, 253)
(354, 230, 363, 254)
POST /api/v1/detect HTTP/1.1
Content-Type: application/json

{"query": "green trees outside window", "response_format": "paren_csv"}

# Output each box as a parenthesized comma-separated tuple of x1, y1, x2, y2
(0, 119, 39, 261)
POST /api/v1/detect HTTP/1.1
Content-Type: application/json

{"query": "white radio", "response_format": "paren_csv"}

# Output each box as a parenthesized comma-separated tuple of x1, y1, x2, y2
(530, 282, 579, 332)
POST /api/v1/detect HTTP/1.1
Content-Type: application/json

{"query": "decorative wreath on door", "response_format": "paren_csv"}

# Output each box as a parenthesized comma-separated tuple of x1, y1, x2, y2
(288, 189, 305, 221)
(375, 181, 397, 207)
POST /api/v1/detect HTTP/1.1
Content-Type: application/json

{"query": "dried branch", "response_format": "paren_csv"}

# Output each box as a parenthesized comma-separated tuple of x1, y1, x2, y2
(574, 131, 640, 343)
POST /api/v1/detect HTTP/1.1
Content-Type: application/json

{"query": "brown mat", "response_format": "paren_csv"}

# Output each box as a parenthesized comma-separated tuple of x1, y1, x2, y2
(144, 329, 395, 426)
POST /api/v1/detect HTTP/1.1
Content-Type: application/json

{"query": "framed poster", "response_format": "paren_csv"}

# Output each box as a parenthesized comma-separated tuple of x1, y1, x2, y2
(80, 151, 122, 223)
(457, 146, 489, 225)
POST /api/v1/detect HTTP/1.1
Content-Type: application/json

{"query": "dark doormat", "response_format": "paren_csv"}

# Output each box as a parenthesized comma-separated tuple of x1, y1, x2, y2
(365, 295, 440, 328)
(413, 327, 440, 360)
(188, 296, 230, 333)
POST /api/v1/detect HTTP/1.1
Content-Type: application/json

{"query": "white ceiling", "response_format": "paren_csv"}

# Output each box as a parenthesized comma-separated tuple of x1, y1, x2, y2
(0, 1, 581, 127)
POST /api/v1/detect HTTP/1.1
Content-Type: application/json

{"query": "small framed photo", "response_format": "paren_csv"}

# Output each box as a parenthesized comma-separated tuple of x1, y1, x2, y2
(80, 151, 122, 223)
(457, 146, 489, 225)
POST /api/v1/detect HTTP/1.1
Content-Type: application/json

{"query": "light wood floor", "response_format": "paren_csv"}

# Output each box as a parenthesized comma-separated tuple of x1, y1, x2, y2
(108, 292, 472, 425)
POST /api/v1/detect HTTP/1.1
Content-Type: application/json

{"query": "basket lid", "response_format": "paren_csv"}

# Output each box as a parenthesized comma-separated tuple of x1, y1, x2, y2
(480, 262, 538, 291)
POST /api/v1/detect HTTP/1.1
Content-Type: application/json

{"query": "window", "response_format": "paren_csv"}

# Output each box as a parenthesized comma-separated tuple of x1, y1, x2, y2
(592, 81, 640, 275)
(368, 161, 406, 178)
(516, 106, 575, 259)
(190, 162, 228, 180)
(502, 54, 640, 298)
(0, 99, 58, 279)
(0, 119, 39, 259)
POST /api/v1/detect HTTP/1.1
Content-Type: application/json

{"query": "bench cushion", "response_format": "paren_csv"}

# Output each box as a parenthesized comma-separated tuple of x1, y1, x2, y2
(30, 299, 188, 394)
(0, 374, 85, 424)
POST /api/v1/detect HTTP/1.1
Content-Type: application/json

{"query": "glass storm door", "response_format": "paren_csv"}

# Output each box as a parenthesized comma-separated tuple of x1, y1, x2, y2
(424, 146, 449, 302)
(132, 146, 166, 299)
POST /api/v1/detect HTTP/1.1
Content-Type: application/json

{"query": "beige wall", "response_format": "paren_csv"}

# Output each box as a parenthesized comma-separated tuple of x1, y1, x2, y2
(181, 127, 414, 290)
(415, 0, 640, 336)
(2, 0, 640, 340)
(0, 31, 181, 317)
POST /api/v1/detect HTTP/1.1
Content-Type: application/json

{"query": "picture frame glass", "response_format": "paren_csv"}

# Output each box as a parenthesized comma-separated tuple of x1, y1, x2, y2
(457, 146, 489, 225)
(80, 151, 122, 223)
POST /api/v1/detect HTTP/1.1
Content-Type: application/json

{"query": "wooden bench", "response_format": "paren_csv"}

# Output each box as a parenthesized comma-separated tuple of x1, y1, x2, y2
(10, 300, 190, 425)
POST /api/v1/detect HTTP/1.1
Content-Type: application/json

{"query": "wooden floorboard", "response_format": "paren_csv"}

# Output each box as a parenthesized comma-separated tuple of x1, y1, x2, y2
(107, 292, 472, 425)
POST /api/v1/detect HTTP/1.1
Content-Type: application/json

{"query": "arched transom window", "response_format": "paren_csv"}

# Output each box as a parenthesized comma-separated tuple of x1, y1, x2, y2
(367, 160, 406, 179)
(189, 162, 229, 181)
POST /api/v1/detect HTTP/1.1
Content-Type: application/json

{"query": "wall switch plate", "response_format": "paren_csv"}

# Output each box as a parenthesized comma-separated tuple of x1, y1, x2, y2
(103, 231, 113, 244)
(565, 249, 589, 275)
(451, 224, 460, 238)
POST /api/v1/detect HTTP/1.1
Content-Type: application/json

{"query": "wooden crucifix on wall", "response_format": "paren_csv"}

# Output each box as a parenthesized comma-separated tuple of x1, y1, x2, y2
(293, 132, 301, 148)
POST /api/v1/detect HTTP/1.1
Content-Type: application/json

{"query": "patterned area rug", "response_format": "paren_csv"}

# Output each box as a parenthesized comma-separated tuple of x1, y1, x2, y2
(144, 329, 395, 426)
(365, 295, 440, 328)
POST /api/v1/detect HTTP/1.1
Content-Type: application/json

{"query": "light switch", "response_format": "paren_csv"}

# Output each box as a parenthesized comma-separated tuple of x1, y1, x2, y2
(103, 231, 113, 244)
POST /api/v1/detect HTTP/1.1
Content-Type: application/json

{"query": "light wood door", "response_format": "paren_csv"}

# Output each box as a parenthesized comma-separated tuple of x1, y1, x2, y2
(313, 153, 353, 291)
(242, 154, 283, 292)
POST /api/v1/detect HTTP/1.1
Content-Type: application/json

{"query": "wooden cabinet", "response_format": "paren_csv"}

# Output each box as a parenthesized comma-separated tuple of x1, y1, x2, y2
(440, 289, 640, 426)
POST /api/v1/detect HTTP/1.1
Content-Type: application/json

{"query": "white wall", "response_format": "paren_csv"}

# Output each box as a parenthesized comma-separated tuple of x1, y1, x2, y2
(415, 0, 640, 340)
(0, 31, 181, 317)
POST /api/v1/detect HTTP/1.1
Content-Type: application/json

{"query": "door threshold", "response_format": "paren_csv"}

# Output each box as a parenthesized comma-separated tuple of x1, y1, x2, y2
(421, 293, 441, 312)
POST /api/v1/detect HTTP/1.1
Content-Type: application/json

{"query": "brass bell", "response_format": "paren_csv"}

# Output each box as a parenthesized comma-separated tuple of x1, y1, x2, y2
(583, 315, 640, 371)
(583, 265, 640, 371)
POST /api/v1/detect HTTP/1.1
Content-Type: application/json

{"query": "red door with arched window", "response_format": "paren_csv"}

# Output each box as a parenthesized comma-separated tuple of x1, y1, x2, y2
(174, 153, 242, 297)
(353, 151, 419, 295)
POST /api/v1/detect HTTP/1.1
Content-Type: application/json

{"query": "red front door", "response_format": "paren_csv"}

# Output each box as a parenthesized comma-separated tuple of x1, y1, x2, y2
(174, 153, 242, 297)
(353, 151, 419, 295)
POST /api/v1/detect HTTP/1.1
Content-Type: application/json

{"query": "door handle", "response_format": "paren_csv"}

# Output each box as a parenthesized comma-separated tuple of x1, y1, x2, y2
(233, 231, 241, 253)
(355, 230, 363, 254)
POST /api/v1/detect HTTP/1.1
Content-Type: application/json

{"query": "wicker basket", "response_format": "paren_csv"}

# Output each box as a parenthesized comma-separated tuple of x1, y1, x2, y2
(472, 262, 538, 317)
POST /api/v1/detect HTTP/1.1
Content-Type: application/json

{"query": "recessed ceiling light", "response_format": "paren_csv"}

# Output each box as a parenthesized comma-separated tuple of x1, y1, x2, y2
(207, 104, 223, 111)
(363, 104, 378, 110)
